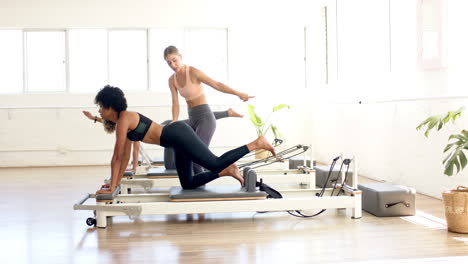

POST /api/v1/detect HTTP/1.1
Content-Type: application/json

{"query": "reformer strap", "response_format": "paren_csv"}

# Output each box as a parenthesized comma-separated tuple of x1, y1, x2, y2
(290, 156, 353, 218)
(256, 179, 283, 199)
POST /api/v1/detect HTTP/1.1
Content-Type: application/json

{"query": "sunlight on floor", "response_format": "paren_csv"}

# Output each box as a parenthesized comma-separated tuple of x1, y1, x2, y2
(343, 256, 468, 264)
(400, 210, 447, 229)
(452, 237, 468, 245)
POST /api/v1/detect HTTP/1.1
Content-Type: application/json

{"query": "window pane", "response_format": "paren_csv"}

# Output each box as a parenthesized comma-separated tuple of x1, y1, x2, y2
(25, 31, 66, 92)
(149, 29, 185, 92)
(69, 29, 107, 93)
(337, 0, 390, 83)
(109, 30, 147, 91)
(0, 30, 23, 93)
(185, 29, 228, 87)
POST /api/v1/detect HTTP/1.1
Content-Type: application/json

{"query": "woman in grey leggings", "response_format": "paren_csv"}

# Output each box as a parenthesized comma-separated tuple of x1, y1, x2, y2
(164, 45, 253, 173)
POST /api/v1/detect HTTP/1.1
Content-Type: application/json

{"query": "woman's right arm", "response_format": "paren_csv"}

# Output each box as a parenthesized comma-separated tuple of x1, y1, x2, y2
(83, 110, 103, 123)
(97, 114, 131, 194)
(169, 77, 180, 123)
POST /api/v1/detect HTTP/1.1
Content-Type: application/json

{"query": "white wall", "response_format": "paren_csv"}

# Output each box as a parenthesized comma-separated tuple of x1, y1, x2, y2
(3, 0, 467, 199)
(308, 0, 468, 198)
(0, 0, 318, 167)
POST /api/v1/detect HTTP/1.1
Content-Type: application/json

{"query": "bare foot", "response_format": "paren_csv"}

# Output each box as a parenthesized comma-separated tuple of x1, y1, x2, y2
(227, 108, 243, 118)
(219, 164, 244, 186)
(256, 136, 277, 157)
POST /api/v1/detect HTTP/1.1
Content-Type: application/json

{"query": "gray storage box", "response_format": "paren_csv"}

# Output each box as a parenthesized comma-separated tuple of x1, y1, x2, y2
(289, 157, 315, 169)
(314, 165, 353, 188)
(358, 183, 416, 217)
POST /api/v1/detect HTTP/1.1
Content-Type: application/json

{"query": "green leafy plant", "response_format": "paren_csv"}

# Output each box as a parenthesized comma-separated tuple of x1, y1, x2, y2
(416, 107, 467, 176)
(247, 104, 290, 139)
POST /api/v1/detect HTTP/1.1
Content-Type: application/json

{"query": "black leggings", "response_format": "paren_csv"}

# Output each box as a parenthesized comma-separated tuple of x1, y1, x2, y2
(163, 109, 229, 171)
(160, 121, 249, 189)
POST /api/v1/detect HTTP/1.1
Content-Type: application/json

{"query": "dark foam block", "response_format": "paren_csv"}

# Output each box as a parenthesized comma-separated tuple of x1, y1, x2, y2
(124, 170, 135, 176)
(169, 185, 267, 202)
(96, 185, 121, 201)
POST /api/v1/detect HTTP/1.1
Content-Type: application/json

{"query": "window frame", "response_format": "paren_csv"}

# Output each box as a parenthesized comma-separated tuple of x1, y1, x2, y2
(23, 29, 68, 93)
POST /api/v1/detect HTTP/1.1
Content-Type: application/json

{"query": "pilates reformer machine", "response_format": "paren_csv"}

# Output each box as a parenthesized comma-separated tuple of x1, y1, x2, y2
(109, 144, 315, 194)
(74, 156, 362, 228)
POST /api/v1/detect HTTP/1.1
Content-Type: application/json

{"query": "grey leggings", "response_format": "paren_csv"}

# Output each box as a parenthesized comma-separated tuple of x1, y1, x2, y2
(164, 105, 228, 173)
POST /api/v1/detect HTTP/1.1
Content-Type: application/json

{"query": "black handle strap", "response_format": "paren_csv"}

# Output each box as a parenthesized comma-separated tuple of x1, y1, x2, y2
(385, 201, 410, 208)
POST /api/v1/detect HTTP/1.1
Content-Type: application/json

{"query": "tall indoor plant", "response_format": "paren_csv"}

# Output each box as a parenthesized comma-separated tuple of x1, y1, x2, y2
(248, 103, 290, 158)
(416, 106, 468, 233)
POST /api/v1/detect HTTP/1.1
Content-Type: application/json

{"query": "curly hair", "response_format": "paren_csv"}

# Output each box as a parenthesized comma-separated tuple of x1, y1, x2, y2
(102, 119, 116, 134)
(95, 85, 127, 133)
(94, 85, 127, 113)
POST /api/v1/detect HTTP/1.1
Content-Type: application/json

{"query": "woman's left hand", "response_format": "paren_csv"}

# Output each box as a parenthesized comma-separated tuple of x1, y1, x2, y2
(238, 93, 255, 102)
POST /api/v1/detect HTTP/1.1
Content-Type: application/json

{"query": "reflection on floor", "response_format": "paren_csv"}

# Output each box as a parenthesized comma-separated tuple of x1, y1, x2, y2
(0, 166, 467, 264)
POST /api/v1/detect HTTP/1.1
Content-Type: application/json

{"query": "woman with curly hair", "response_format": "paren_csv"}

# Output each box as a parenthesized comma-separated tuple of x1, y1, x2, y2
(94, 85, 276, 195)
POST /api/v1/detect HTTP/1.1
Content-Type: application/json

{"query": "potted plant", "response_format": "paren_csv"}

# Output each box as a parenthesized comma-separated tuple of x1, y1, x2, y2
(416, 106, 468, 233)
(247, 103, 290, 159)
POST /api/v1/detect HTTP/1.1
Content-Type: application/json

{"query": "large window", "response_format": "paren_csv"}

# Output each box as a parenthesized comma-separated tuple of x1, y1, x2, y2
(149, 28, 228, 92)
(0, 28, 228, 94)
(68, 29, 107, 93)
(185, 29, 228, 85)
(149, 29, 185, 92)
(336, 0, 390, 83)
(108, 30, 148, 91)
(0, 30, 23, 93)
(25, 31, 66, 92)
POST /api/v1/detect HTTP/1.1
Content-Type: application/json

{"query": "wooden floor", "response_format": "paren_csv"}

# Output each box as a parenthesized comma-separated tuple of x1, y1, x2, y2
(1, 166, 468, 264)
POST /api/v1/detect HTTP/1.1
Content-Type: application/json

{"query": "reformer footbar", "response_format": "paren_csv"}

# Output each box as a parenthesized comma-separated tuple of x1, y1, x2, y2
(239, 144, 310, 170)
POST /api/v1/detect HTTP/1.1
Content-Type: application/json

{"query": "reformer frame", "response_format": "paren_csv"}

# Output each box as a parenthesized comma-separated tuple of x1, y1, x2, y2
(75, 160, 361, 228)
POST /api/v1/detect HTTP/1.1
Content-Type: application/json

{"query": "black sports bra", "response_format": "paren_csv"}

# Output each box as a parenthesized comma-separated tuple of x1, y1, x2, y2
(127, 113, 153, 141)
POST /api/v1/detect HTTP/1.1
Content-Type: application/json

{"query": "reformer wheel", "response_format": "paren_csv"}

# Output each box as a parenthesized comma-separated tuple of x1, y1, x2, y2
(86, 217, 96, 226)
